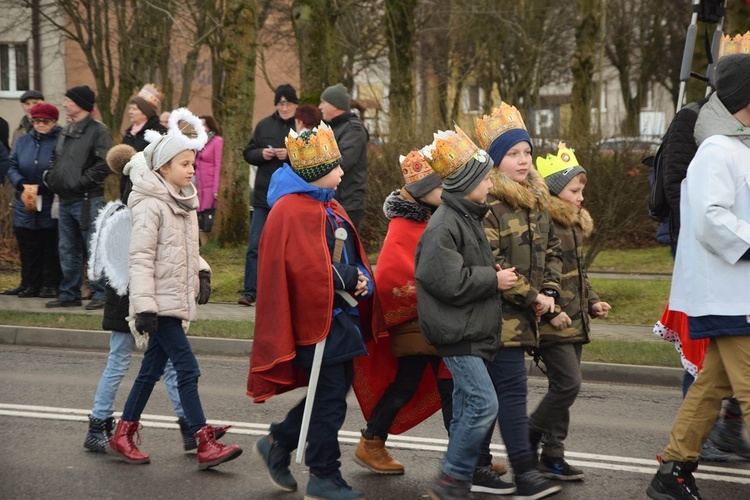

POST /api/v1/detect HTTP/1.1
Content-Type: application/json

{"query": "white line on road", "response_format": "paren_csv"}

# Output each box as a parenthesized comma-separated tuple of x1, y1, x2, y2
(2, 403, 749, 485)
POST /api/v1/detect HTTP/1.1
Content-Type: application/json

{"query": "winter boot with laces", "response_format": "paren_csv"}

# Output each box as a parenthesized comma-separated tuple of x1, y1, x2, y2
(353, 433, 404, 474)
(305, 474, 365, 500)
(84, 415, 115, 452)
(254, 433, 297, 491)
(195, 424, 243, 470)
(646, 458, 701, 500)
(513, 459, 562, 500)
(177, 416, 229, 451)
(106, 420, 150, 464)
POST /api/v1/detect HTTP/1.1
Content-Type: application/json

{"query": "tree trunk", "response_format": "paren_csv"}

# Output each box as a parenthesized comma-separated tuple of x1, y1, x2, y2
(569, 0, 600, 141)
(385, 0, 417, 143)
(292, 0, 341, 103)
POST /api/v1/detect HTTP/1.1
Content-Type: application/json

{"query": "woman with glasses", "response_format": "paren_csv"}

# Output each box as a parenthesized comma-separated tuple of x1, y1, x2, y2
(6, 103, 62, 298)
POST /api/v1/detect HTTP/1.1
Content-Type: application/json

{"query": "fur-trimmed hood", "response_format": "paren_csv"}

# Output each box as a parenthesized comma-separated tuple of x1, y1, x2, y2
(383, 189, 432, 223)
(488, 167, 551, 211)
(546, 196, 594, 237)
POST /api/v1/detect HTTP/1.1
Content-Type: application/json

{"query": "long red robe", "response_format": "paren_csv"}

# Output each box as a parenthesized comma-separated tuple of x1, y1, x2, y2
(246, 194, 385, 402)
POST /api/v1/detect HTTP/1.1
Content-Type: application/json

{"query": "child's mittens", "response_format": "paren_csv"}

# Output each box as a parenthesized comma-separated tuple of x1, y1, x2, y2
(198, 270, 211, 304)
(135, 312, 158, 335)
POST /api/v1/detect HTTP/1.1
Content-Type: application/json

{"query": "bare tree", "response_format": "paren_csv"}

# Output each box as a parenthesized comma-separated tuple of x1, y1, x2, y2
(569, 0, 601, 142)
(384, 0, 417, 142)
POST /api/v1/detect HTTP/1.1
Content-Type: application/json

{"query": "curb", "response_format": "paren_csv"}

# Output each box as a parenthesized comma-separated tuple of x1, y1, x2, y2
(0, 325, 682, 388)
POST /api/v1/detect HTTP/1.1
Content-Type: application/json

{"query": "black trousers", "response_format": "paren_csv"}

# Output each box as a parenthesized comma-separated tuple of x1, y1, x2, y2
(15, 226, 61, 289)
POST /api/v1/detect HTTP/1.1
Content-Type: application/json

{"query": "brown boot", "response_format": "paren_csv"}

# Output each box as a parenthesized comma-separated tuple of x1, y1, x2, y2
(106, 420, 150, 464)
(353, 435, 404, 474)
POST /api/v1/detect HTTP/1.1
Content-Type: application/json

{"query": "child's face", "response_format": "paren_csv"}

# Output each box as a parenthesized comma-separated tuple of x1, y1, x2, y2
(496, 141, 533, 183)
(557, 174, 586, 209)
(464, 171, 493, 204)
(419, 186, 443, 207)
(310, 165, 344, 190)
(160, 150, 196, 191)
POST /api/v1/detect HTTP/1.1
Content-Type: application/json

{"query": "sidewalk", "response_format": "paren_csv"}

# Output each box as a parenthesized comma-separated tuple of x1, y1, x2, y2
(0, 295, 682, 387)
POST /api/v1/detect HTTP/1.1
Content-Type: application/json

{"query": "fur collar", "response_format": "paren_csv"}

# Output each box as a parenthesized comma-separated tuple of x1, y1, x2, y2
(383, 189, 432, 223)
(546, 195, 594, 237)
(488, 167, 551, 211)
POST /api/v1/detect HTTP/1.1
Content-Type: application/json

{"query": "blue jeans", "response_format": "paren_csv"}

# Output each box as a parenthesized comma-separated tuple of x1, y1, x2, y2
(271, 360, 353, 479)
(441, 356, 498, 482)
(91, 331, 184, 420)
(242, 206, 270, 298)
(57, 197, 105, 301)
(486, 347, 533, 470)
(121, 317, 205, 434)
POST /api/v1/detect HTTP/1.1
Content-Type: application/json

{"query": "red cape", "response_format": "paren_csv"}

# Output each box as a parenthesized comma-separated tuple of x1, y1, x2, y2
(246, 194, 384, 402)
(352, 216, 449, 434)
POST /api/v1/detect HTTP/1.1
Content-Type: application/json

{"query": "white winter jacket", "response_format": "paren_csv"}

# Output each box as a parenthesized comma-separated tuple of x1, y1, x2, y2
(128, 166, 209, 321)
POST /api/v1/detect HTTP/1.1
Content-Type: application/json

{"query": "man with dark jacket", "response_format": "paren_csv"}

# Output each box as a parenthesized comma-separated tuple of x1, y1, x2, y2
(319, 83, 369, 230)
(44, 85, 112, 310)
(238, 84, 298, 306)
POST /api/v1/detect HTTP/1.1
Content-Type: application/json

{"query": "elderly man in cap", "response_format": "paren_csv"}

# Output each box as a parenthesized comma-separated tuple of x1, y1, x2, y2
(43, 85, 112, 310)
(319, 83, 369, 231)
(10, 90, 45, 150)
(238, 84, 299, 307)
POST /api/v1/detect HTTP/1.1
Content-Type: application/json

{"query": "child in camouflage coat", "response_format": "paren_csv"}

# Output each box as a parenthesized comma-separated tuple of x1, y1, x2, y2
(533, 142, 610, 481)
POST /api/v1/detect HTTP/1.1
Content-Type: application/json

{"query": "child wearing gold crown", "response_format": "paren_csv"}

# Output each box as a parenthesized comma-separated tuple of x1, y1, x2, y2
(533, 142, 610, 482)
(475, 103, 562, 499)
(414, 126, 518, 498)
(247, 122, 384, 500)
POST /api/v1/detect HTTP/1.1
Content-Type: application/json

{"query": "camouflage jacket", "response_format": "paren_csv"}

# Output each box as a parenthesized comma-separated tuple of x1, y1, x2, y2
(484, 168, 562, 348)
(538, 196, 600, 345)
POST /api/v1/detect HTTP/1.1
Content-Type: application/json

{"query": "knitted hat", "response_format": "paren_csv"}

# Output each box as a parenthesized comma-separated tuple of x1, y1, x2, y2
(320, 83, 351, 112)
(30, 103, 59, 122)
(475, 102, 533, 165)
(715, 53, 750, 114)
(142, 108, 208, 170)
(65, 85, 96, 112)
(536, 142, 586, 195)
(285, 123, 342, 182)
(274, 84, 299, 105)
(399, 150, 441, 199)
(421, 126, 493, 197)
(20, 90, 44, 103)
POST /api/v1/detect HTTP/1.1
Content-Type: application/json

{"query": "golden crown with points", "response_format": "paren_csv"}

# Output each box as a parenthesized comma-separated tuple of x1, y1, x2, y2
(420, 126, 481, 180)
(719, 31, 750, 59)
(137, 83, 164, 109)
(475, 102, 527, 151)
(399, 150, 433, 185)
(285, 122, 341, 170)
(536, 141, 580, 178)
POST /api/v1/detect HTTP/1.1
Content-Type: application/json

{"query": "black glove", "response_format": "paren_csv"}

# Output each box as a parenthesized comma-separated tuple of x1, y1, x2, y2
(135, 312, 158, 336)
(198, 270, 211, 305)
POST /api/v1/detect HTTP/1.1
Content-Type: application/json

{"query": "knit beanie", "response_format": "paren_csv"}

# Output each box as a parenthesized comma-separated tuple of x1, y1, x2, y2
(129, 96, 157, 118)
(399, 150, 442, 199)
(536, 142, 586, 195)
(20, 90, 44, 103)
(320, 83, 351, 112)
(443, 154, 493, 196)
(274, 84, 299, 105)
(30, 103, 59, 122)
(65, 85, 96, 112)
(487, 128, 533, 166)
(715, 53, 750, 114)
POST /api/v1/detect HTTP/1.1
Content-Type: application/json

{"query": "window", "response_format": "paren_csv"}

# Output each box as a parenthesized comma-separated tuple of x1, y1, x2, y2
(462, 85, 484, 114)
(0, 43, 30, 96)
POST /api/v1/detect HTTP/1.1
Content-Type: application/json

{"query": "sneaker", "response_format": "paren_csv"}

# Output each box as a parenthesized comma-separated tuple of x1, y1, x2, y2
(646, 459, 701, 500)
(471, 465, 516, 495)
(708, 417, 750, 459)
(253, 434, 297, 492)
(492, 461, 508, 476)
(305, 474, 365, 500)
(513, 469, 562, 500)
(238, 294, 255, 306)
(538, 455, 584, 481)
(46, 299, 82, 308)
(427, 472, 471, 499)
(698, 442, 729, 462)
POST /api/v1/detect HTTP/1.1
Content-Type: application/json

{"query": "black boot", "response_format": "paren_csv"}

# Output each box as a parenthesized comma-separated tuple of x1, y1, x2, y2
(84, 415, 115, 452)
(647, 459, 701, 499)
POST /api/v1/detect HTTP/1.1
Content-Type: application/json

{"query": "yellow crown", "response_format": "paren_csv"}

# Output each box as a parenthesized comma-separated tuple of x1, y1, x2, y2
(285, 122, 341, 170)
(719, 31, 750, 58)
(137, 83, 164, 109)
(399, 150, 433, 185)
(536, 141, 580, 178)
(420, 126, 481, 179)
(475, 102, 527, 151)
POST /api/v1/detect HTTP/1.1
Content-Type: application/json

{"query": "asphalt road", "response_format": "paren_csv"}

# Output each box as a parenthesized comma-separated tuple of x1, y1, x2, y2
(1, 345, 748, 500)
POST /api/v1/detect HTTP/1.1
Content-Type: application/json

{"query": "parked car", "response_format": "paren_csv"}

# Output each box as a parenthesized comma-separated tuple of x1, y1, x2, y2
(598, 136, 660, 156)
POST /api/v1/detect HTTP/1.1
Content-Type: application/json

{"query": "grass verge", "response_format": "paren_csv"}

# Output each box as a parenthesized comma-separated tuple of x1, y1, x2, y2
(589, 278, 669, 326)
(581, 339, 680, 368)
(588, 246, 673, 274)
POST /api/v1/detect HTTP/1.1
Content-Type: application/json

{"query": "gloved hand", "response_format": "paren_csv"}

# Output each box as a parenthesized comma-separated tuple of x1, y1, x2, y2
(198, 270, 211, 305)
(135, 312, 158, 336)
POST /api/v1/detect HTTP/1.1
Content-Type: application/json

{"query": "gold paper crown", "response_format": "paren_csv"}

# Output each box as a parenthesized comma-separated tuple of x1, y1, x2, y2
(420, 126, 480, 179)
(719, 31, 750, 59)
(285, 122, 341, 170)
(536, 141, 580, 178)
(137, 83, 164, 109)
(474, 102, 527, 151)
(399, 150, 433, 185)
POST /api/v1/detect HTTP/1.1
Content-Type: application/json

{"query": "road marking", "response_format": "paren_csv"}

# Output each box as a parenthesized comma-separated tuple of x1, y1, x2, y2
(2, 403, 749, 484)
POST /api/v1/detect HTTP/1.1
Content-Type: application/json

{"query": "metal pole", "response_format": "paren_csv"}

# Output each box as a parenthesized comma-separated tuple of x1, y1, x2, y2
(677, 1, 701, 112)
